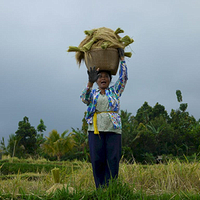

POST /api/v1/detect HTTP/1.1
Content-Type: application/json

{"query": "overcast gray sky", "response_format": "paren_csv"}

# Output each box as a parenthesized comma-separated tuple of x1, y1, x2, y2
(1, 0, 200, 144)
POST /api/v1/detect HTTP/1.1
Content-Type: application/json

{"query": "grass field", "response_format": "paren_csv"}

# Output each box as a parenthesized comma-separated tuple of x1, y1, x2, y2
(0, 157, 200, 199)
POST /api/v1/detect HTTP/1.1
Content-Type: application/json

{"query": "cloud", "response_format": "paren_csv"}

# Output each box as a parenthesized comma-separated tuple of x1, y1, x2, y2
(0, 0, 200, 145)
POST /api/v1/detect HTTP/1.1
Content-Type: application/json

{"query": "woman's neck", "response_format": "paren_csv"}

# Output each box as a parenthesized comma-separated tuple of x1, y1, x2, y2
(100, 88, 106, 95)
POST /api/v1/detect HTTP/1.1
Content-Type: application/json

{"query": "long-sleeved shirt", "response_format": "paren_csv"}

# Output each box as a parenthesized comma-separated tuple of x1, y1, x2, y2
(80, 60, 128, 131)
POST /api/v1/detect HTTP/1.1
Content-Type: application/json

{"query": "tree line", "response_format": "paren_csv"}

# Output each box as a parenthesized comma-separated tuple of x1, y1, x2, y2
(1, 90, 200, 163)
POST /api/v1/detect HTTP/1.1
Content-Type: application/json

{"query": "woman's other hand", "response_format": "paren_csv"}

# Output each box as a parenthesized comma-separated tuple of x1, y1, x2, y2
(118, 48, 124, 61)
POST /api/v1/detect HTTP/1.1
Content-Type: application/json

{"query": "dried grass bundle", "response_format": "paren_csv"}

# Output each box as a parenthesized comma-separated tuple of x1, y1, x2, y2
(67, 27, 134, 66)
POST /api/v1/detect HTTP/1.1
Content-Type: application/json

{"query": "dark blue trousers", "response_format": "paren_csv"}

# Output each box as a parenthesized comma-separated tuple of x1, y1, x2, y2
(88, 131, 121, 188)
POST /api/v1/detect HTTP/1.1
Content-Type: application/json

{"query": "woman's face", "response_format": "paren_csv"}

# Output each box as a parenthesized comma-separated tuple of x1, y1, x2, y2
(96, 72, 110, 90)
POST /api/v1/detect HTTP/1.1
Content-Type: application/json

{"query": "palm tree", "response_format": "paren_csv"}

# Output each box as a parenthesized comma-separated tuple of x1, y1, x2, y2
(7, 134, 19, 157)
(43, 129, 74, 161)
(71, 128, 89, 160)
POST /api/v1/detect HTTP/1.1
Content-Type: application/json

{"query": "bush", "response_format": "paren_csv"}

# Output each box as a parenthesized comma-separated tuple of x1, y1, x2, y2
(0, 162, 78, 175)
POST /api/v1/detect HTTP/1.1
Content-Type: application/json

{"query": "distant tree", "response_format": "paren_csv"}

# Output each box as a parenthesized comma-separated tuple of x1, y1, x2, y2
(152, 103, 169, 120)
(120, 110, 140, 162)
(37, 119, 46, 134)
(36, 119, 47, 156)
(135, 102, 153, 124)
(70, 128, 89, 161)
(0, 137, 7, 154)
(168, 90, 197, 156)
(176, 90, 188, 112)
(6, 134, 21, 157)
(81, 112, 88, 135)
(176, 90, 182, 102)
(170, 109, 197, 155)
(15, 116, 37, 157)
(122, 102, 173, 163)
(146, 116, 175, 156)
(170, 90, 194, 133)
(43, 129, 74, 161)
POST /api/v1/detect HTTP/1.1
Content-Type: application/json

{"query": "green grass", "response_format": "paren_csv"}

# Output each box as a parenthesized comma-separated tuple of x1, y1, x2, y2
(1, 183, 200, 200)
(1, 157, 200, 199)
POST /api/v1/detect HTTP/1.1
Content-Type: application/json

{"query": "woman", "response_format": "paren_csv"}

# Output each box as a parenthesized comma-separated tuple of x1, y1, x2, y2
(80, 49, 128, 188)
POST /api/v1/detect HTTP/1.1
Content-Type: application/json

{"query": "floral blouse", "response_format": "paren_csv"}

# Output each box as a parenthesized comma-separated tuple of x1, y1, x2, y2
(80, 60, 128, 130)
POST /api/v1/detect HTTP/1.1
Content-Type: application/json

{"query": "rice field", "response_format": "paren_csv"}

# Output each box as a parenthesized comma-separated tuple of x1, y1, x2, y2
(0, 157, 200, 199)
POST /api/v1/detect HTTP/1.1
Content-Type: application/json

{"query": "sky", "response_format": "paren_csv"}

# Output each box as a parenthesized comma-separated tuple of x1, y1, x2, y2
(1, 0, 200, 144)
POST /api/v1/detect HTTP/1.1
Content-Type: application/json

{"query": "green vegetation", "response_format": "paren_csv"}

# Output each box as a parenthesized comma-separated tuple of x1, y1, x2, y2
(43, 130, 74, 161)
(120, 90, 200, 164)
(1, 90, 200, 163)
(0, 158, 200, 199)
(0, 89, 200, 198)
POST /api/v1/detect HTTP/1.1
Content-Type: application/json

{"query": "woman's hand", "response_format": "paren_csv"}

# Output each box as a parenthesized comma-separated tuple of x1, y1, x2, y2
(87, 66, 99, 83)
(118, 48, 124, 61)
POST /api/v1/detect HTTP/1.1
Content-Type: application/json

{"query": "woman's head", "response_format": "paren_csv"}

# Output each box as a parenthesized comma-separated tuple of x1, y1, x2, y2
(96, 70, 112, 89)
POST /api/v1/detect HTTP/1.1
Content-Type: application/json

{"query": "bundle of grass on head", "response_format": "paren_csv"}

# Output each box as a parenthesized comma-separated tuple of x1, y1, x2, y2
(67, 27, 134, 66)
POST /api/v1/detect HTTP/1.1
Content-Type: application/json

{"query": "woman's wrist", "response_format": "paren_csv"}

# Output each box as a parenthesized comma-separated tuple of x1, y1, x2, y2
(87, 82, 93, 88)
